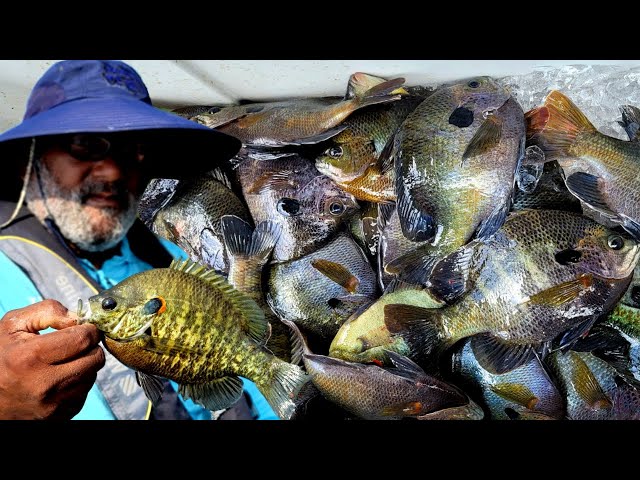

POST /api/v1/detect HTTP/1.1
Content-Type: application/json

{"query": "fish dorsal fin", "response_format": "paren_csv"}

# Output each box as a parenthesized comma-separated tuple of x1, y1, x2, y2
(209, 167, 234, 190)
(169, 259, 269, 344)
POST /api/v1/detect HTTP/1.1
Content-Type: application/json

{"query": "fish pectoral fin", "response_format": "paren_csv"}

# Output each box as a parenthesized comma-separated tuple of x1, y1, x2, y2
(311, 259, 360, 294)
(461, 115, 503, 164)
(428, 246, 476, 304)
(135, 371, 166, 407)
(564, 172, 617, 218)
(283, 125, 349, 146)
(179, 376, 245, 412)
(384, 304, 442, 366)
(470, 334, 538, 375)
(525, 274, 593, 308)
(489, 382, 539, 410)
(381, 401, 424, 417)
(568, 353, 613, 410)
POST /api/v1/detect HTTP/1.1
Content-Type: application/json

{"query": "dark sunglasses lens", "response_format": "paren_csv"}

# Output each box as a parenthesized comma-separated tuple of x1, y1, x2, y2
(68, 135, 111, 161)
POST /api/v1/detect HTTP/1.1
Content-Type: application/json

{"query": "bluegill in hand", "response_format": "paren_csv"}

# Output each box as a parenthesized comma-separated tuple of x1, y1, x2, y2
(82, 259, 309, 420)
(526, 90, 640, 240)
(452, 338, 563, 420)
(236, 154, 359, 262)
(385, 209, 639, 374)
(284, 319, 482, 420)
(138, 171, 251, 273)
(387, 78, 524, 285)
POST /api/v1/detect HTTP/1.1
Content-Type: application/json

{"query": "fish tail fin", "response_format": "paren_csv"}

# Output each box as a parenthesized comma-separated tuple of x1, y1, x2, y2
(353, 77, 406, 109)
(525, 90, 597, 157)
(261, 360, 310, 420)
(221, 215, 282, 264)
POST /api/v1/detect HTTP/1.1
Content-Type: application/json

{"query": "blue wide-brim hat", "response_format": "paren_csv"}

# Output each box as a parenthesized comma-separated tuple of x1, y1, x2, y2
(0, 60, 241, 198)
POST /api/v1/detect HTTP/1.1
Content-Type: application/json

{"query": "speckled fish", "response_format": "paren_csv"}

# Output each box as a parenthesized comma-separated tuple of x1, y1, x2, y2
(387, 78, 524, 285)
(451, 338, 564, 420)
(190, 73, 406, 148)
(315, 89, 427, 203)
(267, 232, 378, 342)
(512, 160, 583, 213)
(283, 319, 482, 420)
(81, 259, 309, 420)
(384, 209, 640, 374)
(236, 154, 359, 262)
(546, 349, 640, 420)
(329, 284, 443, 365)
(219, 215, 293, 363)
(138, 171, 251, 274)
(526, 90, 640, 240)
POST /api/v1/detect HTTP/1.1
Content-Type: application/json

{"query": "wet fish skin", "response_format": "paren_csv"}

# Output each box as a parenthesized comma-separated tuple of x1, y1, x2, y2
(85, 259, 309, 419)
(512, 161, 583, 213)
(268, 232, 378, 342)
(384, 209, 640, 374)
(236, 155, 359, 263)
(526, 90, 640, 240)
(138, 172, 251, 273)
(389, 78, 523, 285)
(452, 338, 564, 420)
(284, 319, 481, 420)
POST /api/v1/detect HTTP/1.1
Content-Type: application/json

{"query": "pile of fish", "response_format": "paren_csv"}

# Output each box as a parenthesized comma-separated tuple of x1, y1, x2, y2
(82, 72, 640, 420)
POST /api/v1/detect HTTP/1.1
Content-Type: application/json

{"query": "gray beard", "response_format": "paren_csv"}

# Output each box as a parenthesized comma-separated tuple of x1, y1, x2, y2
(26, 161, 138, 253)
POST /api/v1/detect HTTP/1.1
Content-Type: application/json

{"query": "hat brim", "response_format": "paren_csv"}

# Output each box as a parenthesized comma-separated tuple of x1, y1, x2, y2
(0, 97, 242, 199)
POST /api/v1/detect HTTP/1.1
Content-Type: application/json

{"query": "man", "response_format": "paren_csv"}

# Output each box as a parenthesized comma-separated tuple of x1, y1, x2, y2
(0, 59, 276, 420)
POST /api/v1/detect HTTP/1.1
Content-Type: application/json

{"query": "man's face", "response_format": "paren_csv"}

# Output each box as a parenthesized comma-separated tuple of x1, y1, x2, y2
(26, 133, 147, 253)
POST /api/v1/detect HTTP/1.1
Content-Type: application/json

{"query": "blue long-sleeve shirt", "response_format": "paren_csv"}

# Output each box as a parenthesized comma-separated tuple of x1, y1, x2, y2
(0, 236, 278, 420)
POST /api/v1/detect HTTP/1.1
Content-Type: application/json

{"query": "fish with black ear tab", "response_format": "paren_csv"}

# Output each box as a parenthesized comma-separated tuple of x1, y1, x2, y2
(384, 209, 640, 375)
(282, 318, 483, 420)
(526, 91, 640, 241)
(81, 259, 309, 420)
(386, 77, 525, 286)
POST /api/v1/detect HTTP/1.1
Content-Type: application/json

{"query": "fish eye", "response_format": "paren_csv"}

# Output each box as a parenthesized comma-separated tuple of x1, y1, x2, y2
(326, 146, 343, 159)
(277, 198, 301, 216)
(468, 80, 480, 88)
(101, 297, 117, 310)
(143, 297, 165, 315)
(207, 107, 221, 114)
(607, 235, 625, 250)
(329, 200, 345, 216)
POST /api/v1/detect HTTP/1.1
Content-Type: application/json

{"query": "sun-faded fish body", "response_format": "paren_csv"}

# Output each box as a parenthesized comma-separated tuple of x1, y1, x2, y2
(452, 339, 564, 420)
(87, 260, 308, 419)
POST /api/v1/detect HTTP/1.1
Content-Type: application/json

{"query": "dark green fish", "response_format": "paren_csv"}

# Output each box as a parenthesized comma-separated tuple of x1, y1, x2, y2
(452, 338, 564, 420)
(267, 232, 378, 342)
(138, 171, 251, 273)
(191, 73, 405, 148)
(283, 319, 483, 420)
(236, 154, 359, 262)
(526, 90, 640, 240)
(386, 78, 523, 286)
(82, 259, 309, 420)
(384, 209, 640, 374)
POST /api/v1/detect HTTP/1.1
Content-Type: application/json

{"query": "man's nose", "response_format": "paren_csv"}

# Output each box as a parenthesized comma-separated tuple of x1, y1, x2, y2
(89, 155, 129, 181)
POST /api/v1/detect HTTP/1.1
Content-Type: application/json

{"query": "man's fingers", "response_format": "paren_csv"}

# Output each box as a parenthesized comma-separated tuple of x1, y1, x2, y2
(32, 324, 103, 365)
(1, 299, 79, 333)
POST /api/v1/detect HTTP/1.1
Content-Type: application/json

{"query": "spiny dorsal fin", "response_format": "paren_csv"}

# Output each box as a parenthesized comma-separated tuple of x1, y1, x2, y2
(169, 258, 269, 344)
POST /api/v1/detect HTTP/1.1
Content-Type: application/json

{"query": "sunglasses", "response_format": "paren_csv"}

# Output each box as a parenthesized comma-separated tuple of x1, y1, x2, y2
(41, 133, 146, 163)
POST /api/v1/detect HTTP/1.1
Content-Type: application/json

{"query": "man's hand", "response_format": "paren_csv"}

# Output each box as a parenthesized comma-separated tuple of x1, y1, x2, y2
(0, 299, 105, 419)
